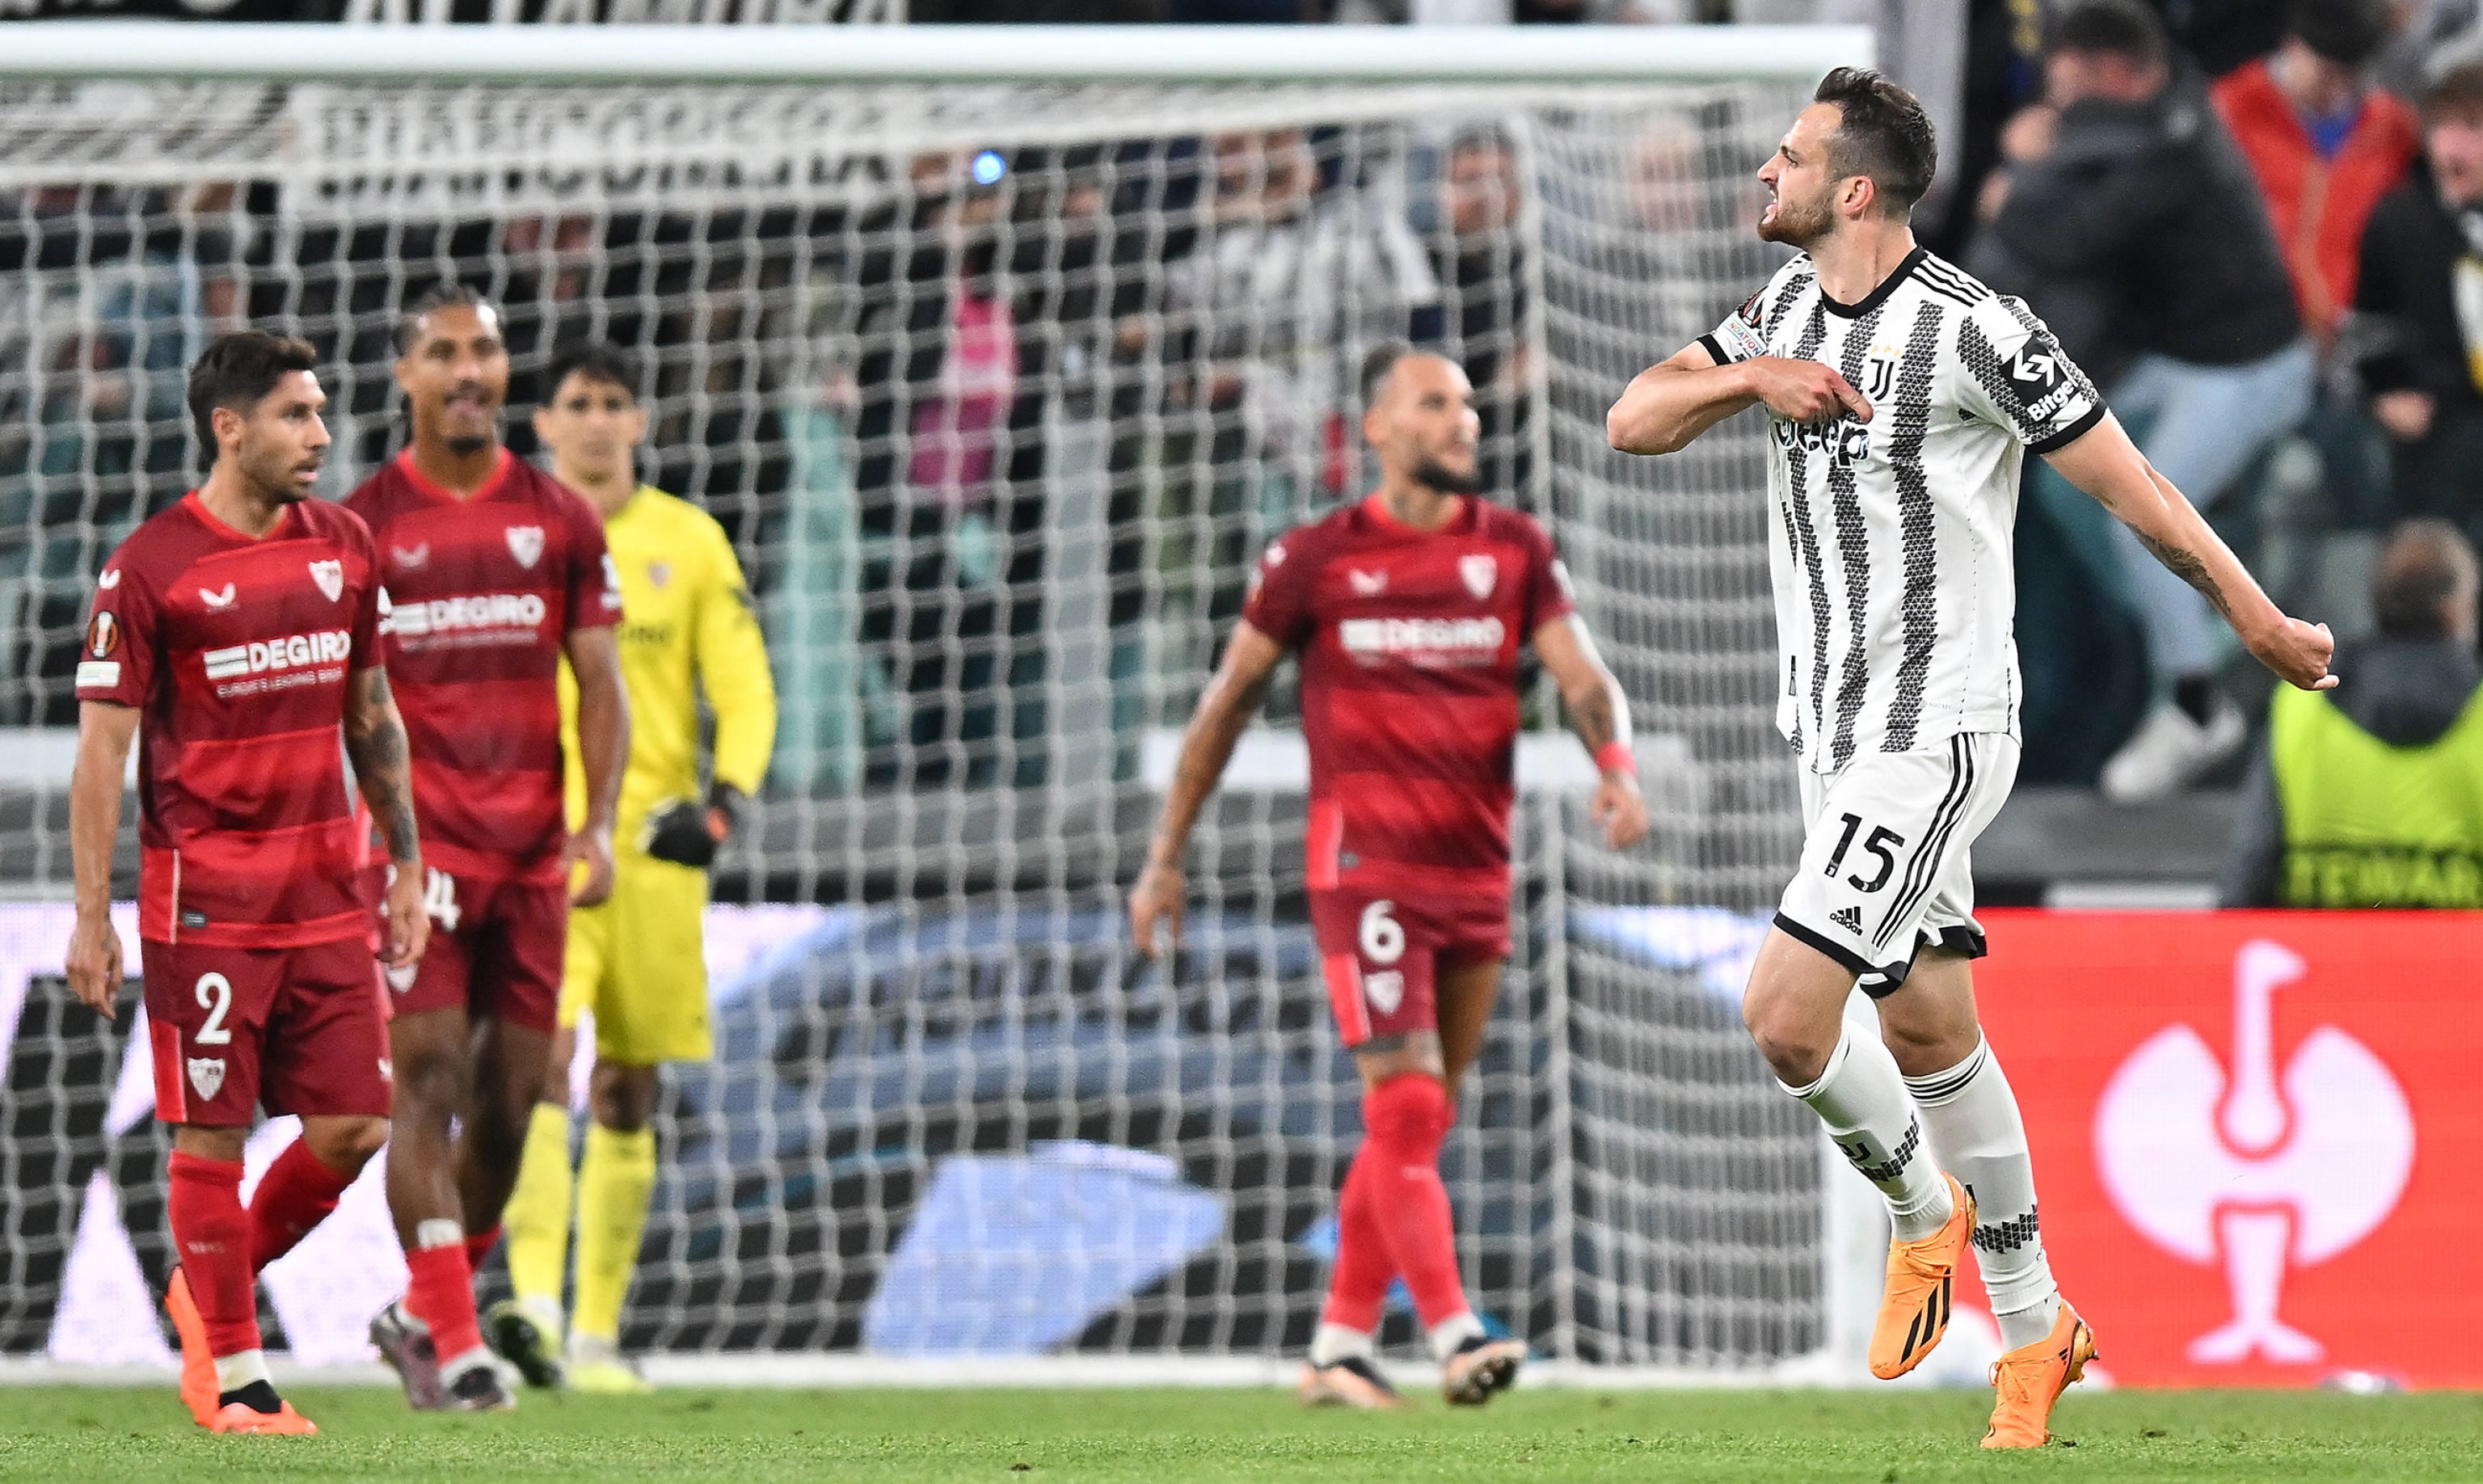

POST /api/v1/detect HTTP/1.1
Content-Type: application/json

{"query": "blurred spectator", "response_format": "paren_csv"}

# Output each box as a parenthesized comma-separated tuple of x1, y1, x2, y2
(1979, 0, 2314, 803)
(1425, 126, 1532, 495)
(2355, 61, 2483, 541)
(2213, 0, 2418, 345)
(2221, 518, 2483, 906)
(1155, 128, 1438, 529)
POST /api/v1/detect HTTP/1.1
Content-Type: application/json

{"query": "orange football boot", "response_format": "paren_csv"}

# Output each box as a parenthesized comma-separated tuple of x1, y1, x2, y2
(1867, 1172, 1974, 1380)
(1983, 1301, 2097, 1449)
(205, 1399, 318, 1436)
(162, 1267, 217, 1427)
(1296, 1356, 1410, 1410)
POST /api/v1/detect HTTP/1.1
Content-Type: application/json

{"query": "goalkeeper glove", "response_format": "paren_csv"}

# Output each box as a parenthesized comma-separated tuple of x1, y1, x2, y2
(639, 784, 744, 869)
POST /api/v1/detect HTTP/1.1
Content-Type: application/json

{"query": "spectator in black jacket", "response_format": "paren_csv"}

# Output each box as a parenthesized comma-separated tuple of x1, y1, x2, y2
(1979, 0, 2317, 803)
(2358, 62, 2483, 545)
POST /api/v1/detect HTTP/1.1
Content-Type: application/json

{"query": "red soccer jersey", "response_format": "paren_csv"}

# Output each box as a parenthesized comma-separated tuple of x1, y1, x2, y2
(345, 449, 619, 883)
(76, 494, 386, 948)
(1242, 495, 1575, 899)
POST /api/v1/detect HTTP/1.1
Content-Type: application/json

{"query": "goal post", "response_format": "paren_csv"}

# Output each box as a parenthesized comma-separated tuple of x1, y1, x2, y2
(0, 20, 1877, 1378)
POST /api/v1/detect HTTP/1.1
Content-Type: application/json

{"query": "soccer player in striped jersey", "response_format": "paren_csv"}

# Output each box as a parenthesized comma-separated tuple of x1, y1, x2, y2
(1607, 68, 2338, 1446)
(1132, 345, 1647, 1409)
(491, 344, 776, 1393)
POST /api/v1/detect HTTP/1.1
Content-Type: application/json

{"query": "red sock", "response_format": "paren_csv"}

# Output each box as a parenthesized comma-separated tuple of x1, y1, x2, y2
(403, 1241, 484, 1363)
(247, 1139, 356, 1273)
(167, 1150, 260, 1359)
(1360, 1074, 1469, 1330)
(1320, 1146, 1393, 1334)
(465, 1226, 501, 1273)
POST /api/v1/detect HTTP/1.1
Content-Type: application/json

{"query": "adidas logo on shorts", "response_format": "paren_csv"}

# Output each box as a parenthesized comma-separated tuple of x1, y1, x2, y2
(1830, 904, 1864, 936)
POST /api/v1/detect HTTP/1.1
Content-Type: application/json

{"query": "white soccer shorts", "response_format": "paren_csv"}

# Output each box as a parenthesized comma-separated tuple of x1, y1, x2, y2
(1775, 731, 2019, 997)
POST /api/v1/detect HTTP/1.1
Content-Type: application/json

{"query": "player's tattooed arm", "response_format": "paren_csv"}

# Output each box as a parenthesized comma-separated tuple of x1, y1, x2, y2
(1534, 616, 1650, 850)
(1131, 622, 1288, 956)
(2044, 411, 2338, 692)
(2134, 529, 2232, 622)
(344, 666, 420, 866)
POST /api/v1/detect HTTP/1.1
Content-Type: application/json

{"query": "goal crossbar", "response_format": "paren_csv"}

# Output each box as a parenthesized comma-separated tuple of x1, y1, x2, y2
(6, 21, 1870, 86)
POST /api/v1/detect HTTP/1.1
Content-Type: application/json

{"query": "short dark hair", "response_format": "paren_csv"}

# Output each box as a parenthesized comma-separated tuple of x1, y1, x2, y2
(1360, 339, 1416, 409)
(2291, 0, 2391, 68)
(2375, 518, 2479, 637)
(2426, 61, 2483, 127)
(187, 330, 319, 453)
(2050, 0, 2171, 68)
(1811, 67, 1938, 217)
(540, 342, 639, 407)
(397, 282, 503, 355)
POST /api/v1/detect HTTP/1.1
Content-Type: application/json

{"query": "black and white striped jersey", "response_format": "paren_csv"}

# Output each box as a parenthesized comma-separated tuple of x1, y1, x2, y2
(1699, 247, 2104, 775)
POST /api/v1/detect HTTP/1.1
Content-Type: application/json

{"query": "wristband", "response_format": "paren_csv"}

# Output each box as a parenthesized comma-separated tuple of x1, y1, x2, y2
(1594, 741, 1634, 777)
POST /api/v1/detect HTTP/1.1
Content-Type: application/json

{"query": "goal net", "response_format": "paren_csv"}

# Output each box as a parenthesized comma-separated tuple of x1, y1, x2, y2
(0, 24, 1861, 1373)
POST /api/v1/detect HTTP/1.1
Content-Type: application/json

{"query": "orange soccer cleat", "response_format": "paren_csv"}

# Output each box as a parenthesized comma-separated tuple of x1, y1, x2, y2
(1866, 1173, 1974, 1381)
(1296, 1357, 1409, 1410)
(1982, 1301, 2097, 1449)
(1440, 1336, 1525, 1407)
(204, 1399, 318, 1436)
(162, 1267, 217, 1427)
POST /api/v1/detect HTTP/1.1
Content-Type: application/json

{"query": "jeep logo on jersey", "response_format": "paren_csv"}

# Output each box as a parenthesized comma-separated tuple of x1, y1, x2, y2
(1459, 554, 1497, 601)
(507, 525, 546, 569)
(1339, 616, 1506, 666)
(309, 559, 344, 602)
(1775, 416, 1874, 466)
(204, 630, 353, 682)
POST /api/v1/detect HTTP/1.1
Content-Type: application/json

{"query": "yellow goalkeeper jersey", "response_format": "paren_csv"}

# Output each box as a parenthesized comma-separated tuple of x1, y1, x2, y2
(561, 485, 776, 836)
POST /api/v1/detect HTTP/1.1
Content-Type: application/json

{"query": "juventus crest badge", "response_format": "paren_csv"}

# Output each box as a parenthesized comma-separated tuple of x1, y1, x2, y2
(1862, 345, 1900, 403)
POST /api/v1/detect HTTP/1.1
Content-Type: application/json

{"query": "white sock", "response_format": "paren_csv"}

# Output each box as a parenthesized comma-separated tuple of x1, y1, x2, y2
(1426, 1311, 1486, 1362)
(1786, 1024, 1954, 1240)
(441, 1344, 495, 1379)
(212, 1347, 271, 1394)
(1309, 1322, 1374, 1368)
(1905, 1035, 2059, 1350)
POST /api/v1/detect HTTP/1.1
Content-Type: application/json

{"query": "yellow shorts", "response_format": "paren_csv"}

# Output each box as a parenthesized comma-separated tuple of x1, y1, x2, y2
(559, 850, 711, 1065)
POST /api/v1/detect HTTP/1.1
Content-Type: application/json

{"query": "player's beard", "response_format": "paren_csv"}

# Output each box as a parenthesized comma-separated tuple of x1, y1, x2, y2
(242, 445, 317, 506)
(1757, 185, 1834, 248)
(1412, 457, 1482, 495)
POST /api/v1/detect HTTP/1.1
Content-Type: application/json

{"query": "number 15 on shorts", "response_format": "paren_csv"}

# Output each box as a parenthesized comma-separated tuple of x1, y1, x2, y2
(1822, 812, 1907, 892)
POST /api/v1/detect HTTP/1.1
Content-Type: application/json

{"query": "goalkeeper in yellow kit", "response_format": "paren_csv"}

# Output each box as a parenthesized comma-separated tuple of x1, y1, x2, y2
(489, 344, 776, 1392)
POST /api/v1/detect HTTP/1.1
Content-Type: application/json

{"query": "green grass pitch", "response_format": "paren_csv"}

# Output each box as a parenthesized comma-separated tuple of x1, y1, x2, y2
(3, 1385, 2481, 1482)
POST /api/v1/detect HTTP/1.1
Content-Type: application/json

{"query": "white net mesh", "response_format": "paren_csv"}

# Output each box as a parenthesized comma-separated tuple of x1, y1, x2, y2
(0, 65, 1824, 1368)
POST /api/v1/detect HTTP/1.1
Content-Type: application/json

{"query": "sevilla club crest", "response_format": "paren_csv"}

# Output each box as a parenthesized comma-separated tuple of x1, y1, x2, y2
(1459, 554, 1498, 601)
(187, 1057, 226, 1102)
(506, 525, 546, 570)
(309, 559, 344, 602)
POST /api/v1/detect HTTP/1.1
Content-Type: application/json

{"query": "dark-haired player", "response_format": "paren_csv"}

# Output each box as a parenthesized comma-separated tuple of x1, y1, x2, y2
(1132, 344, 1647, 1410)
(347, 288, 630, 1411)
(491, 343, 775, 1393)
(1607, 67, 2337, 1446)
(66, 331, 429, 1435)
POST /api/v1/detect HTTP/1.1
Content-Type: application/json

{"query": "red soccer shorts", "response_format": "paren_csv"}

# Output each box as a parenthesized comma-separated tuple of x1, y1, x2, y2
(143, 936, 391, 1127)
(386, 869, 567, 1033)
(1309, 887, 1511, 1049)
